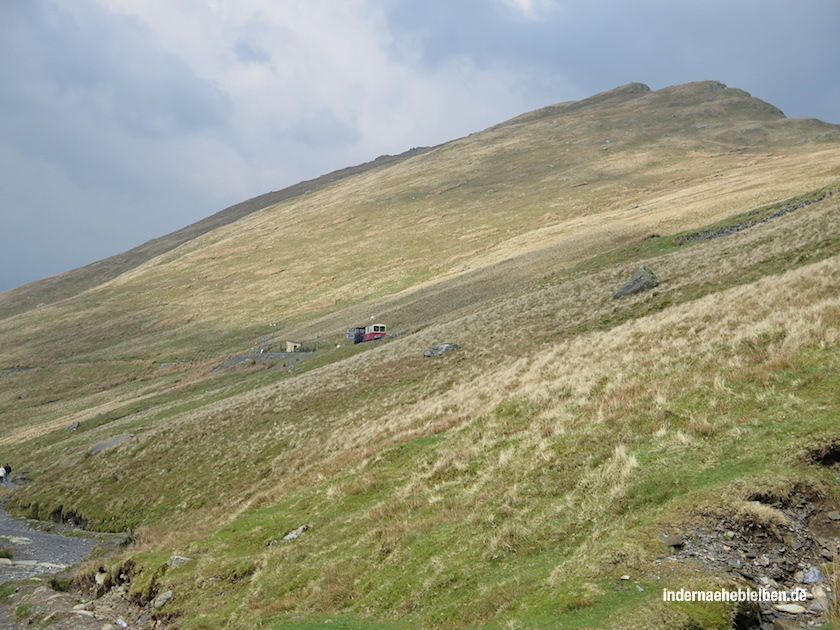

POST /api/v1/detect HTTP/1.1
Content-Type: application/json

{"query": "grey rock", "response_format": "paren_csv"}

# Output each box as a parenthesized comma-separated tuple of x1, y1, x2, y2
(811, 597, 828, 613)
(773, 603, 806, 614)
(423, 343, 461, 358)
(72, 610, 95, 618)
(662, 534, 684, 547)
(802, 566, 824, 583)
(612, 266, 659, 299)
(826, 511, 840, 520)
(68, 421, 80, 432)
(166, 555, 194, 567)
(283, 525, 310, 541)
(153, 590, 173, 609)
(812, 586, 830, 612)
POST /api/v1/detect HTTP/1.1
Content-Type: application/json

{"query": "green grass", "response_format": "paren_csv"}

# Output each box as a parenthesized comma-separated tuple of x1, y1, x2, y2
(0, 583, 15, 601)
(13, 603, 31, 622)
(568, 183, 840, 277)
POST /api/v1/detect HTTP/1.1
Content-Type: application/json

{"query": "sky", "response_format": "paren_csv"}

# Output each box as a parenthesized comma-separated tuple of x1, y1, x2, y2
(1, 0, 839, 293)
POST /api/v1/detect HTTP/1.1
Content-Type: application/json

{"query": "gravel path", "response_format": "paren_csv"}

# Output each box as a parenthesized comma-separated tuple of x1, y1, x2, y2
(0, 492, 121, 629)
(0, 498, 99, 585)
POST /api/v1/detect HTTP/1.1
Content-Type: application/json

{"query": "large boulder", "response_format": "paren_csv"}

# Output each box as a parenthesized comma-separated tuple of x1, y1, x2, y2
(612, 266, 659, 299)
(153, 590, 174, 609)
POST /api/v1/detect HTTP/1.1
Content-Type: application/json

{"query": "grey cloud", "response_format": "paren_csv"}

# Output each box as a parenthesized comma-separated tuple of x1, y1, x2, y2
(0, 1, 239, 291)
(235, 40, 271, 64)
(0, 1, 231, 166)
(382, 0, 840, 123)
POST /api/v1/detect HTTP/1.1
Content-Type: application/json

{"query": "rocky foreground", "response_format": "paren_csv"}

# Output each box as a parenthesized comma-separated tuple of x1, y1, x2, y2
(0, 496, 165, 629)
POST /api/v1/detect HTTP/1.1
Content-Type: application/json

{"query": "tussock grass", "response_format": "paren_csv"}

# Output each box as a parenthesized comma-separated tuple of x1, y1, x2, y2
(722, 500, 790, 539)
(20, 253, 840, 628)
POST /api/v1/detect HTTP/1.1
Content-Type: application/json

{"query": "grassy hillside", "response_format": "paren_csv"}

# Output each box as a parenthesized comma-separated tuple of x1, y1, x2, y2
(0, 147, 429, 321)
(1, 81, 840, 629)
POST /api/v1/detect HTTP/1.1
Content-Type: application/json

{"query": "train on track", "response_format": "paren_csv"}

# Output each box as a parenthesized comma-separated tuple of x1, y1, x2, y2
(348, 323, 387, 344)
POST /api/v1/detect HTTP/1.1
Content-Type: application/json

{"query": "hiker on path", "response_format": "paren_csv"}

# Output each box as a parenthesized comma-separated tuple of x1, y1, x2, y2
(3, 464, 10, 483)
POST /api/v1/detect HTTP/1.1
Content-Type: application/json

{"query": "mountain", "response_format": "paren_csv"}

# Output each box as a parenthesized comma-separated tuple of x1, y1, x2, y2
(1, 81, 839, 629)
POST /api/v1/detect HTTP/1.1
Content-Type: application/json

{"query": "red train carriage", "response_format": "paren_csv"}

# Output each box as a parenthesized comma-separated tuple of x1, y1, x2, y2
(350, 324, 387, 344)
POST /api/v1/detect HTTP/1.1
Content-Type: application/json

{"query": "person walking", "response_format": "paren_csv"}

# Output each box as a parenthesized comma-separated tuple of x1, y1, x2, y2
(3, 464, 10, 484)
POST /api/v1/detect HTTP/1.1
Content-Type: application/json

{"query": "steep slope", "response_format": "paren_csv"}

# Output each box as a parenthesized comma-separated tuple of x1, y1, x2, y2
(1, 81, 839, 629)
(0, 147, 428, 321)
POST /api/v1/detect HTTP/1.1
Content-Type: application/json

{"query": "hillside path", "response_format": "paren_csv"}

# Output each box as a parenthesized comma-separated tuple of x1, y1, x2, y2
(0, 491, 128, 629)
(0, 495, 99, 585)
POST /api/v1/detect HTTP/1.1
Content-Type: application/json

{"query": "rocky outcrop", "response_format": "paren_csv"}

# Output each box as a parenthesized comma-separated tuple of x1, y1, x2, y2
(659, 489, 839, 628)
(165, 556, 194, 568)
(283, 525, 310, 541)
(153, 590, 173, 610)
(89, 434, 134, 454)
(674, 188, 836, 246)
(423, 343, 461, 357)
